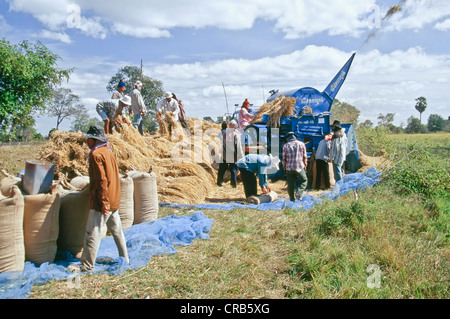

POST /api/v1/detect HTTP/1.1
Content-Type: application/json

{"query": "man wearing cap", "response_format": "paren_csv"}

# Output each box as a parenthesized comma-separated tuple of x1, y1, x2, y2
(130, 81, 147, 135)
(315, 134, 333, 190)
(96, 95, 132, 135)
(236, 153, 280, 200)
(70, 125, 129, 272)
(282, 132, 308, 201)
(157, 91, 179, 134)
(330, 120, 347, 182)
(111, 81, 126, 100)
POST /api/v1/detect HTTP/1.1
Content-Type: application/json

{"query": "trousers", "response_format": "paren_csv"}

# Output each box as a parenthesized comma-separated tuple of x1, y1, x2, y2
(286, 169, 308, 202)
(238, 168, 258, 198)
(315, 159, 331, 189)
(81, 209, 129, 271)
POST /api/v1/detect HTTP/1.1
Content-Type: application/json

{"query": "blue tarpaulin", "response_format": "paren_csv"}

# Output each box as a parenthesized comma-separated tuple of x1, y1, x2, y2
(161, 166, 382, 211)
(0, 167, 381, 299)
(0, 212, 213, 299)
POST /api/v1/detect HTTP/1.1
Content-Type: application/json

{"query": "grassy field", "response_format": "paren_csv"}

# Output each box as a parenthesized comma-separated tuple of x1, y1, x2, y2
(0, 133, 448, 299)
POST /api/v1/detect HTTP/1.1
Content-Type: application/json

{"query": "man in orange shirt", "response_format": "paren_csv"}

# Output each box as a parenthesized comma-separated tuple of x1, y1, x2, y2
(70, 125, 129, 272)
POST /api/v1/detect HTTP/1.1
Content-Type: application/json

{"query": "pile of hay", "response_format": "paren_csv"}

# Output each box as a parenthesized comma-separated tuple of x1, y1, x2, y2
(251, 96, 297, 127)
(40, 120, 222, 205)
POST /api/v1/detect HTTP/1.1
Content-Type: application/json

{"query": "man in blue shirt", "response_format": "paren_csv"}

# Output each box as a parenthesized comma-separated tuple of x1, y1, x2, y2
(236, 153, 280, 199)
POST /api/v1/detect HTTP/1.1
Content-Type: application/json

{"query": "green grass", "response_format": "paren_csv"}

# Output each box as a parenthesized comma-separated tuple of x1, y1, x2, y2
(2, 134, 449, 299)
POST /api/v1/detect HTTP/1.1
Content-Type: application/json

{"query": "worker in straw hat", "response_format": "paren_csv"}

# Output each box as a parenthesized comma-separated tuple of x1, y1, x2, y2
(236, 153, 280, 200)
(96, 95, 132, 135)
(69, 125, 129, 272)
(282, 132, 308, 201)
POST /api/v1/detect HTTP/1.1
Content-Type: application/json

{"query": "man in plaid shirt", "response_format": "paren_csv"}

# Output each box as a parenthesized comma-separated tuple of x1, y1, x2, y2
(282, 132, 308, 201)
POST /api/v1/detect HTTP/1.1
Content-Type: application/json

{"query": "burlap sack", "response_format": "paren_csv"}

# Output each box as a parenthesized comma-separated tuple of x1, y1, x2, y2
(23, 186, 60, 265)
(119, 174, 134, 229)
(69, 176, 90, 190)
(57, 187, 90, 259)
(0, 170, 22, 196)
(128, 171, 158, 225)
(0, 186, 25, 273)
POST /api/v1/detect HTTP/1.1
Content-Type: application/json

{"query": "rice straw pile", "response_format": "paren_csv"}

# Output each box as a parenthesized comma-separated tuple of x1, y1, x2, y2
(40, 120, 222, 205)
(251, 96, 297, 127)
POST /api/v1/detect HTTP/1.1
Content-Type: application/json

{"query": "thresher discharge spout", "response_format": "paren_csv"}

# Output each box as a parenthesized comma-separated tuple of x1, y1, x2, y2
(322, 52, 356, 111)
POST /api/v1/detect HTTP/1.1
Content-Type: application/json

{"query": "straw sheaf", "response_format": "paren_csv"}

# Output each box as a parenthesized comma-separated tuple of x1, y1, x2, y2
(251, 96, 296, 127)
(39, 120, 220, 204)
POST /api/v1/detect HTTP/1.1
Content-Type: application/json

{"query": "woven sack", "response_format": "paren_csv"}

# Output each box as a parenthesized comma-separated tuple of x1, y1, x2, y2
(128, 171, 158, 225)
(23, 186, 60, 265)
(0, 186, 25, 273)
(57, 187, 90, 259)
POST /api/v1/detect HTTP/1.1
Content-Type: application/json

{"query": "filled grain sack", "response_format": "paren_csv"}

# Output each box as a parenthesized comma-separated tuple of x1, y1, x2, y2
(57, 187, 90, 259)
(23, 186, 60, 265)
(0, 186, 25, 273)
(128, 170, 158, 225)
(119, 174, 134, 229)
(247, 191, 278, 205)
(69, 175, 90, 190)
(0, 170, 22, 196)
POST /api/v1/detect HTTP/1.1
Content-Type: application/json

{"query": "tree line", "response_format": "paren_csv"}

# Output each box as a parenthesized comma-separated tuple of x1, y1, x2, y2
(0, 39, 165, 142)
(1, 39, 448, 142)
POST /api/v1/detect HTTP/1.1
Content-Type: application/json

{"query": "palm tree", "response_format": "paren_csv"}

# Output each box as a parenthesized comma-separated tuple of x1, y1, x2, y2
(414, 97, 427, 124)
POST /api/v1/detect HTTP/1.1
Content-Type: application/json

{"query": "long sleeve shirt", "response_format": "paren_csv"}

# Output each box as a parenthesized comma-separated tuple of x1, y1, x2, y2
(236, 154, 271, 189)
(88, 144, 121, 212)
(330, 130, 347, 167)
(219, 128, 244, 163)
(282, 139, 307, 172)
(96, 99, 127, 120)
(157, 98, 179, 120)
(238, 108, 253, 130)
(130, 88, 146, 115)
(315, 139, 331, 161)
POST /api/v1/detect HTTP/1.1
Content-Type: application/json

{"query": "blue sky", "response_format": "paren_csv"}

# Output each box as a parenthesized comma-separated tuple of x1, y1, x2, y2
(1, 0, 449, 134)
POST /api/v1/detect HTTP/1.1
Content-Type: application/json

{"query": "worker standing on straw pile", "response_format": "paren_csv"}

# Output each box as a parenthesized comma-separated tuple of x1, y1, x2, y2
(238, 98, 254, 131)
(217, 120, 244, 188)
(96, 95, 132, 135)
(172, 93, 189, 130)
(157, 91, 179, 135)
(69, 125, 129, 272)
(130, 81, 147, 135)
(282, 132, 308, 202)
(330, 120, 347, 183)
(111, 81, 126, 99)
(236, 153, 280, 200)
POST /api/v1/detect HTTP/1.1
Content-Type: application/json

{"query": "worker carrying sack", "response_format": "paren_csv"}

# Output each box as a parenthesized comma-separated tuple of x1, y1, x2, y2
(0, 186, 25, 273)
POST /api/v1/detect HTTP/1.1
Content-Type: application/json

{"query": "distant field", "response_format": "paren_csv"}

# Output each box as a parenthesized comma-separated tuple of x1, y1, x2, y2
(388, 132, 450, 148)
(0, 143, 45, 176)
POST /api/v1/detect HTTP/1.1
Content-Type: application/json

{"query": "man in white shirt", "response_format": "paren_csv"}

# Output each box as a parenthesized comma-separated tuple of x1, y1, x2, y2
(157, 91, 179, 134)
(130, 81, 146, 135)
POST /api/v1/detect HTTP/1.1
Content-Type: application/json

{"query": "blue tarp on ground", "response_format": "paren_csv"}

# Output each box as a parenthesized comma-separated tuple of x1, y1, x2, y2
(0, 212, 213, 299)
(0, 167, 381, 299)
(161, 166, 382, 211)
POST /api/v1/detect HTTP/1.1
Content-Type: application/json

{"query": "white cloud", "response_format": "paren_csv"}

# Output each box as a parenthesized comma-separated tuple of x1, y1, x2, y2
(140, 45, 450, 126)
(383, 0, 450, 32)
(434, 18, 450, 31)
(7, 0, 380, 39)
(38, 30, 72, 44)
